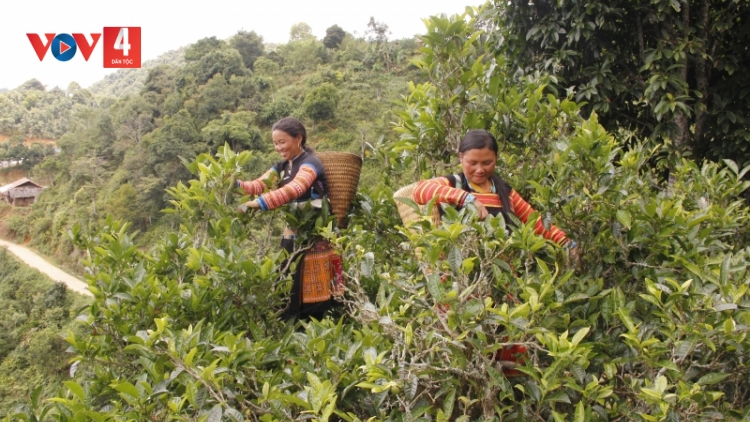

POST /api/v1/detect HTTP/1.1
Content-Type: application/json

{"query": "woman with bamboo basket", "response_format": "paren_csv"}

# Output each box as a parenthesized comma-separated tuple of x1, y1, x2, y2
(236, 117, 360, 320)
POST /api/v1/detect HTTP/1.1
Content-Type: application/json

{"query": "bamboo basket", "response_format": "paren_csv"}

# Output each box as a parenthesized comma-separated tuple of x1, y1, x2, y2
(393, 182, 441, 228)
(316, 152, 362, 228)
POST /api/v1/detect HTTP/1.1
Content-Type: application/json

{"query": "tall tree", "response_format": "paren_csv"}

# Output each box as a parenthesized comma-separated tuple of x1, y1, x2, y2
(492, 0, 750, 164)
(289, 22, 315, 42)
(195, 75, 240, 124)
(19, 79, 45, 91)
(201, 111, 263, 152)
(365, 17, 390, 45)
(302, 82, 339, 122)
(193, 48, 247, 85)
(112, 96, 156, 149)
(230, 30, 265, 70)
(184, 37, 226, 62)
(323, 25, 346, 49)
(259, 96, 298, 125)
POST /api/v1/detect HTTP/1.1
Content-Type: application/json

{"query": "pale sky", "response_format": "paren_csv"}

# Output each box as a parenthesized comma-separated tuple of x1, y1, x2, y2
(0, 0, 480, 91)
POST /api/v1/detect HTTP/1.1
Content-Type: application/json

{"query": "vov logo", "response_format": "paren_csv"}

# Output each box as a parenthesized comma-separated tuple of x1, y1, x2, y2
(26, 27, 141, 68)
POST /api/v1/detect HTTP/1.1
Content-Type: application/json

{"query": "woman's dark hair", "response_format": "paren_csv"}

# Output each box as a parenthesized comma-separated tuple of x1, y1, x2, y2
(272, 117, 308, 148)
(458, 129, 498, 154)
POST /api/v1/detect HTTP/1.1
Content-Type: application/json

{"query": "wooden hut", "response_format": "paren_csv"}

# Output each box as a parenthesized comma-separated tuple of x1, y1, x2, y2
(0, 178, 44, 206)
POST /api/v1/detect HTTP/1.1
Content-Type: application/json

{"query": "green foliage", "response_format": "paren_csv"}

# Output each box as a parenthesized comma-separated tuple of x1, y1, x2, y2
(26, 119, 750, 420)
(202, 111, 264, 152)
(259, 96, 299, 126)
(195, 74, 241, 123)
(185, 36, 227, 62)
(0, 49, 186, 138)
(289, 22, 314, 42)
(5, 22, 420, 268)
(193, 49, 247, 85)
(31, 16, 750, 420)
(20, 79, 46, 91)
(277, 38, 329, 72)
(0, 85, 76, 139)
(90, 47, 187, 98)
(0, 249, 90, 417)
(393, 8, 582, 178)
(230, 30, 265, 70)
(365, 17, 390, 44)
(253, 57, 280, 76)
(103, 183, 139, 226)
(323, 25, 346, 49)
(5, 213, 29, 241)
(491, 0, 750, 164)
(0, 138, 55, 170)
(302, 82, 339, 123)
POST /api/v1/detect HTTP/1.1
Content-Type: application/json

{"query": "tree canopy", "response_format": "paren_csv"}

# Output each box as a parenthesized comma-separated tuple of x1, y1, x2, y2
(302, 82, 339, 122)
(324, 24, 346, 49)
(230, 30, 265, 70)
(492, 0, 750, 165)
(3, 5, 750, 421)
(289, 22, 315, 42)
(184, 36, 227, 62)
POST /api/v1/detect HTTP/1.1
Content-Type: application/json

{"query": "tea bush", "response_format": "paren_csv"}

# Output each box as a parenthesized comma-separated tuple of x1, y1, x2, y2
(11, 124, 746, 420)
(8, 7, 750, 422)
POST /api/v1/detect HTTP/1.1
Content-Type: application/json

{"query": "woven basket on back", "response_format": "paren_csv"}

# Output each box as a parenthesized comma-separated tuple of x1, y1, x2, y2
(316, 151, 362, 228)
(393, 182, 441, 228)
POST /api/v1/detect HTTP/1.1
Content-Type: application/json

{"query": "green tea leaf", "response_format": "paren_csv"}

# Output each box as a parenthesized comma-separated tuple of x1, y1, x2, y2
(697, 373, 730, 386)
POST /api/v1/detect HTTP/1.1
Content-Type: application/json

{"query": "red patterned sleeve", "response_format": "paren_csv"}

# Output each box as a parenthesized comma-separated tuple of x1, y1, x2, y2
(238, 168, 277, 195)
(413, 177, 471, 206)
(257, 164, 318, 210)
(509, 189, 569, 245)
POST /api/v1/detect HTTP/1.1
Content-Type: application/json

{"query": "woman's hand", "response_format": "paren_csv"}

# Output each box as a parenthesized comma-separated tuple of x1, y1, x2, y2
(238, 200, 260, 213)
(567, 241, 581, 268)
(473, 199, 490, 221)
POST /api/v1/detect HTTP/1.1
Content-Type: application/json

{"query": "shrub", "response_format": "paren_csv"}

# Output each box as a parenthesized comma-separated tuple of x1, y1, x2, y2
(5, 214, 28, 241)
(44, 138, 750, 421)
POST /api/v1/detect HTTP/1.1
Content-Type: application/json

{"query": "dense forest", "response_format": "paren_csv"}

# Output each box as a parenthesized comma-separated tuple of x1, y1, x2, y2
(0, 250, 90, 416)
(2, 1, 750, 420)
(1, 19, 419, 267)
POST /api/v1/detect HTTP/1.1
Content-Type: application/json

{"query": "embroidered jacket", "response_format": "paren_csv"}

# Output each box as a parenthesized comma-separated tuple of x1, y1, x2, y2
(413, 175, 570, 245)
(238, 150, 328, 211)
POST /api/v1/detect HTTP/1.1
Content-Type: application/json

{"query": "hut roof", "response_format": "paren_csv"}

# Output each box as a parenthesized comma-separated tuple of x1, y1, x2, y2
(0, 178, 45, 199)
(0, 178, 43, 194)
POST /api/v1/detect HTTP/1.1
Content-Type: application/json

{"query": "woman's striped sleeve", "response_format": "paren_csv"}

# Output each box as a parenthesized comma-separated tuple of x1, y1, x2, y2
(257, 164, 318, 210)
(238, 168, 277, 195)
(413, 177, 470, 206)
(509, 189, 569, 245)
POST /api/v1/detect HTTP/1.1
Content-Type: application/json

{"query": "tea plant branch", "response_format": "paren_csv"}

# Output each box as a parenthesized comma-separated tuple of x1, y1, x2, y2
(169, 356, 227, 406)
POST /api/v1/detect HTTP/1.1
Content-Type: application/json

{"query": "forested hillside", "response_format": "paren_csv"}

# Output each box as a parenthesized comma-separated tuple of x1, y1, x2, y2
(88, 46, 187, 98)
(2, 2, 750, 421)
(0, 22, 422, 268)
(0, 249, 90, 416)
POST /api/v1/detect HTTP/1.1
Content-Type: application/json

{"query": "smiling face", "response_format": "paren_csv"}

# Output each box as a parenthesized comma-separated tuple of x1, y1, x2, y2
(459, 147, 497, 187)
(272, 129, 303, 161)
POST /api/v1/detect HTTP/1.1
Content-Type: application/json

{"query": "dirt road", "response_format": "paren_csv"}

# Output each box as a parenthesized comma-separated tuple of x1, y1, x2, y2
(0, 238, 91, 296)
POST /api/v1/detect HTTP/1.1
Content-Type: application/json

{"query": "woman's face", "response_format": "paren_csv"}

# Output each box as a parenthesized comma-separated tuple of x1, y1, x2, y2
(459, 147, 497, 186)
(272, 130, 303, 161)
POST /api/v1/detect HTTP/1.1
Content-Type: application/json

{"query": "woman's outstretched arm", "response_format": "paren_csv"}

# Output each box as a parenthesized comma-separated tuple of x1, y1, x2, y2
(238, 168, 277, 195)
(413, 177, 472, 206)
(256, 164, 319, 210)
(510, 190, 569, 245)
